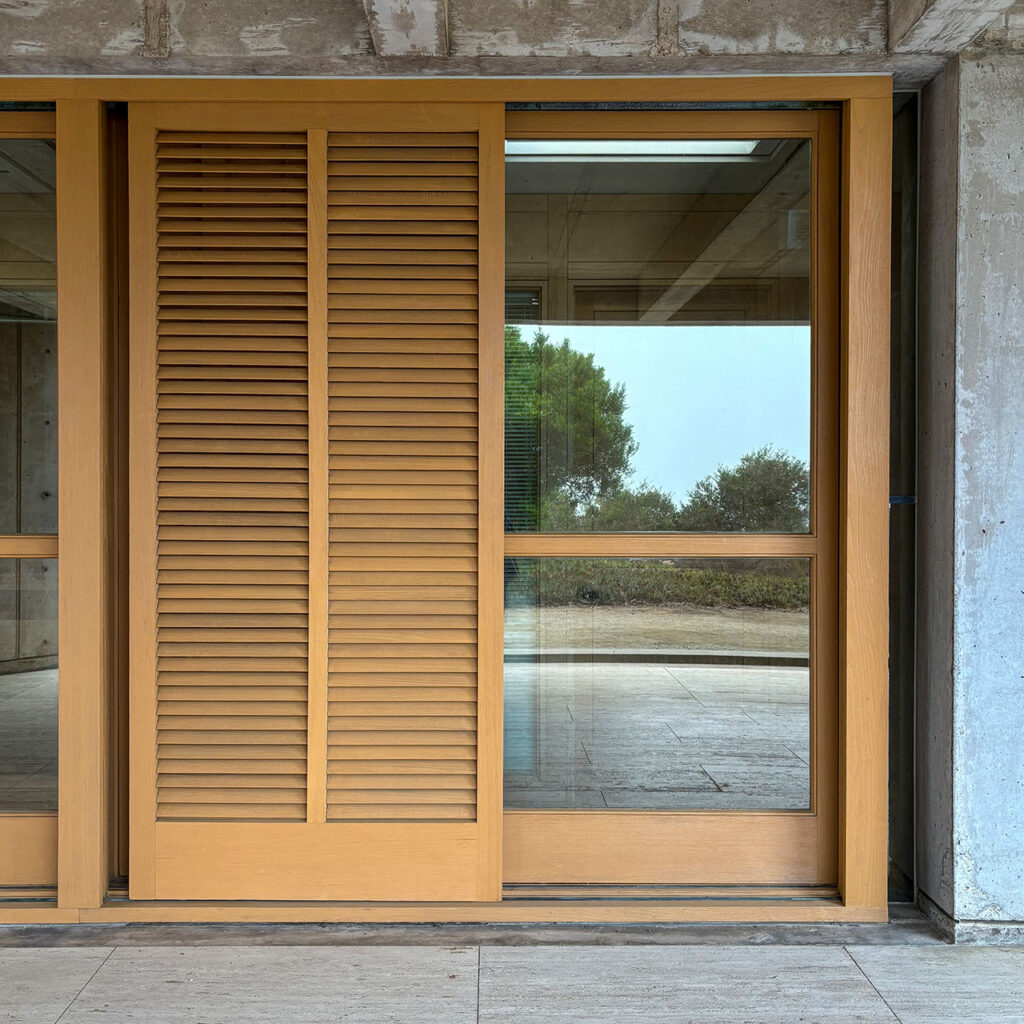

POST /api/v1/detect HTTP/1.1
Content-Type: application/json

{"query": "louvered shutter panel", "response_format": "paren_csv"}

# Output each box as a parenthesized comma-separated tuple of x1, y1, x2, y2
(154, 130, 310, 822)
(325, 132, 480, 822)
(130, 104, 501, 902)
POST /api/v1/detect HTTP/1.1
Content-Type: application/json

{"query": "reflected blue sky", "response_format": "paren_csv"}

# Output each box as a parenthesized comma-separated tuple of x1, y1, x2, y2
(512, 324, 811, 501)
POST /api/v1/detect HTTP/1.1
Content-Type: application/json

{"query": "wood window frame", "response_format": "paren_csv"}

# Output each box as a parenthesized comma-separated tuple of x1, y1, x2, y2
(0, 110, 59, 889)
(0, 77, 889, 925)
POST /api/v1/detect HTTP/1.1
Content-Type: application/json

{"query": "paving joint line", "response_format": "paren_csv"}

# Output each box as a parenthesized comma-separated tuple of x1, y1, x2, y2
(476, 944, 482, 1023)
(843, 945, 904, 1023)
(52, 946, 115, 1024)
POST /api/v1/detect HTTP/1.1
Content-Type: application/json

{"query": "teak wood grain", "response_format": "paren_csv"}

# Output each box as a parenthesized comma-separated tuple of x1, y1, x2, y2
(0, 78, 889, 922)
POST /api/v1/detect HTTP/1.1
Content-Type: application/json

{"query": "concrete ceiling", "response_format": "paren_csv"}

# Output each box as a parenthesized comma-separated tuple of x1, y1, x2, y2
(0, 0, 1020, 88)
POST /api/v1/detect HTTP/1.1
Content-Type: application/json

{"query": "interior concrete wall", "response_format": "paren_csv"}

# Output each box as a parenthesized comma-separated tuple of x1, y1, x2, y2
(917, 49, 1024, 931)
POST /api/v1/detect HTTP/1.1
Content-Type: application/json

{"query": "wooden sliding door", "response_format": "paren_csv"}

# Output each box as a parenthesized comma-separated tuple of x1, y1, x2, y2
(128, 103, 503, 901)
(502, 109, 841, 887)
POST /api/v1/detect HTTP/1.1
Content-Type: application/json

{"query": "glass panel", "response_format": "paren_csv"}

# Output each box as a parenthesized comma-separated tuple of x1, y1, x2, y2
(505, 138, 811, 533)
(0, 558, 58, 812)
(0, 139, 58, 534)
(504, 557, 810, 810)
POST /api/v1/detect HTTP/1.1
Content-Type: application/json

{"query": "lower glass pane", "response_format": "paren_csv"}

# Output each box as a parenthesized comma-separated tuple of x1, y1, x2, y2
(0, 558, 57, 811)
(504, 557, 810, 810)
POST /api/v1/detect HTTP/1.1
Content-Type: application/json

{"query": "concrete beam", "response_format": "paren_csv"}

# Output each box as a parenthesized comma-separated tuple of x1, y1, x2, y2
(890, 0, 1018, 53)
(362, 0, 449, 56)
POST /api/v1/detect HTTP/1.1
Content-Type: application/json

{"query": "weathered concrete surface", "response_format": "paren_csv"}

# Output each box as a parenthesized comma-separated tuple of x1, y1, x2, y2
(451, 0, 658, 57)
(918, 50, 1024, 931)
(675, 0, 886, 55)
(0, 0, 954, 85)
(967, 0, 1024, 50)
(165, 0, 371, 57)
(890, 0, 1018, 52)
(362, 0, 449, 57)
(916, 56, 959, 922)
(0, 0, 144, 57)
(950, 52, 1024, 925)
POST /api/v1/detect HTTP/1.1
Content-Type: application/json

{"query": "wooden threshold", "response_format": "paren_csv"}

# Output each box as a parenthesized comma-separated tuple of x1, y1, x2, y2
(0, 896, 884, 925)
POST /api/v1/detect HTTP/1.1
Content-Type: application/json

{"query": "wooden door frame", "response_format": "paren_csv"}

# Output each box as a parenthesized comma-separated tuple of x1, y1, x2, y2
(501, 107, 839, 888)
(0, 76, 889, 924)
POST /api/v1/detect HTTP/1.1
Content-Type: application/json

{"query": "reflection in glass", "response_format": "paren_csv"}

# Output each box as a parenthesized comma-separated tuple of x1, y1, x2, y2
(0, 139, 58, 535)
(503, 557, 810, 810)
(0, 558, 57, 811)
(505, 138, 811, 533)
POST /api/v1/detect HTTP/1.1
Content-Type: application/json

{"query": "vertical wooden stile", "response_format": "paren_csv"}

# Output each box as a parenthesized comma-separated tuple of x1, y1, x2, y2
(56, 99, 114, 908)
(475, 103, 505, 901)
(306, 129, 330, 825)
(127, 103, 160, 899)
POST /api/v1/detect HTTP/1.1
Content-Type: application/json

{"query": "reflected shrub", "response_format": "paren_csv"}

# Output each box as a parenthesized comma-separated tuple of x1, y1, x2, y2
(506, 558, 809, 611)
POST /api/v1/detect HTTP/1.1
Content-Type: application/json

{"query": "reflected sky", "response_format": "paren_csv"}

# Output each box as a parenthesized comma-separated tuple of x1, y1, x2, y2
(510, 323, 811, 501)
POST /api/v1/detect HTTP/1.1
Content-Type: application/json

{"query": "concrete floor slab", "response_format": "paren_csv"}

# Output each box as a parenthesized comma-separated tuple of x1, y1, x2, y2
(56, 946, 479, 1024)
(477, 945, 898, 1023)
(847, 946, 1024, 1023)
(0, 947, 112, 1024)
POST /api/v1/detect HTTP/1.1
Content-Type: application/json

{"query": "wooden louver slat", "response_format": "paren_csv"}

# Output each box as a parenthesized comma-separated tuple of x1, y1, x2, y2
(326, 131, 480, 823)
(154, 130, 310, 823)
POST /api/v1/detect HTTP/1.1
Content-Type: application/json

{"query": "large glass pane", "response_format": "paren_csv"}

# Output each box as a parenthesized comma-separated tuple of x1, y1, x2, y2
(504, 557, 810, 810)
(0, 139, 58, 535)
(0, 558, 57, 811)
(505, 138, 811, 533)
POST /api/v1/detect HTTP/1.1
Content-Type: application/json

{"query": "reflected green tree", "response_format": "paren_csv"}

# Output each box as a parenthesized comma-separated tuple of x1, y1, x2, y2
(676, 445, 809, 533)
(505, 326, 636, 529)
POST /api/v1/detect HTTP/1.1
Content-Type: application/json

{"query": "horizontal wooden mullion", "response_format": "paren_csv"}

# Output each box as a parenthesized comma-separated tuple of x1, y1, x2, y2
(0, 534, 59, 558)
(503, 532, 819, 558)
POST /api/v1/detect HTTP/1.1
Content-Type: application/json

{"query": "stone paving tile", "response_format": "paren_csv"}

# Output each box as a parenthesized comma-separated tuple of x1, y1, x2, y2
(0, 947, 112, 1024)
(58, 946, 478, 1024)
(848, 946, 1024, 1023)
(478, 945, 897, 1023)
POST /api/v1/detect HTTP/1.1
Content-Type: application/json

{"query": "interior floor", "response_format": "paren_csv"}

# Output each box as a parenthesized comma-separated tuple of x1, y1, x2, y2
(504, 661, 810, 810)
(0, 668, 57, 811)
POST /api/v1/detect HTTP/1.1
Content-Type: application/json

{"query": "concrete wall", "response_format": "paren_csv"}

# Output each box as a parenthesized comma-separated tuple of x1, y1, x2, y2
(917, 50, 1024, 933)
